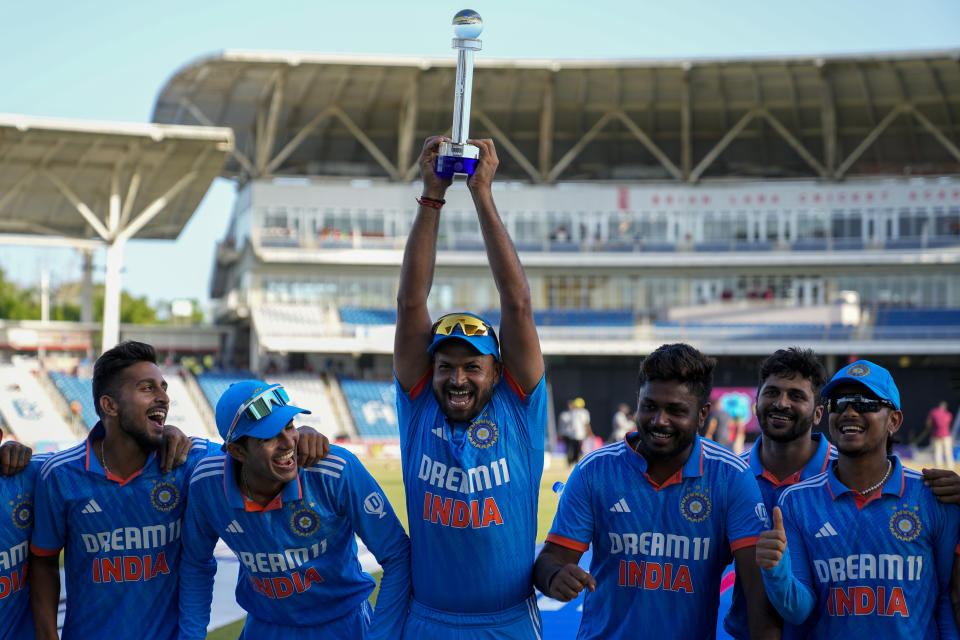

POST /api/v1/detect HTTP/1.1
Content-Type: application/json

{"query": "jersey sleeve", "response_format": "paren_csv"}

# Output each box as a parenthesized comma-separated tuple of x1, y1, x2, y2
(930, 497, 960, 638)
(505, 373, 547, 451)
(395, 374, 430, 449)
(545, 462, 593, 552)
(30, 461, 66, 555)
(724, 465, 766, 552)
(177, 478, 221, 640)
(334, 451, 410, 640)
(761, 491, 817, 625)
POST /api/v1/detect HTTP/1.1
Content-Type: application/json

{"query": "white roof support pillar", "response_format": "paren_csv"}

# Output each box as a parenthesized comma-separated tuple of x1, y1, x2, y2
(101, 237, 126, 351)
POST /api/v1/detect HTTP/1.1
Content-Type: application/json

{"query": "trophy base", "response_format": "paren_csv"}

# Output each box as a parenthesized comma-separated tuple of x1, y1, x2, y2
(436, 155, 478, 178)
(435, 142, 480, 178)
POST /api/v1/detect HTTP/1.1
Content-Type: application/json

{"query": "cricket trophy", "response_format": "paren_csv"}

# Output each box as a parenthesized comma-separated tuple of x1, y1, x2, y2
(436, 9, 483, 178)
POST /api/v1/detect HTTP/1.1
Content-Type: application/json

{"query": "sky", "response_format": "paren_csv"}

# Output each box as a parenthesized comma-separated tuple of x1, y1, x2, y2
(2, 0, 959, 309)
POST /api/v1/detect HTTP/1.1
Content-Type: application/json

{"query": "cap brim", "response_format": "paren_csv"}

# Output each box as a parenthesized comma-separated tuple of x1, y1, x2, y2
(427, 333, 500, 360)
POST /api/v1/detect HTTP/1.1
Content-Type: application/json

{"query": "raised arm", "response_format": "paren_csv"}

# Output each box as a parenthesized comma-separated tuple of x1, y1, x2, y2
(467, 138, 544, 392)
(394, 136, 453, 391)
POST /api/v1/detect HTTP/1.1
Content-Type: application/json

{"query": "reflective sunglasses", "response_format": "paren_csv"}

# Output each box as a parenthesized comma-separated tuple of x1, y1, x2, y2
(224, 385, 290, 444)
(432, 313, 494, 338)
(827, 394, 895, 414)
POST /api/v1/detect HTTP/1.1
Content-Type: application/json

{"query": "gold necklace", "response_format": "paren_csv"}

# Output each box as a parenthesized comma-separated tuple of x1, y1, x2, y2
(100, 439, 112, 476)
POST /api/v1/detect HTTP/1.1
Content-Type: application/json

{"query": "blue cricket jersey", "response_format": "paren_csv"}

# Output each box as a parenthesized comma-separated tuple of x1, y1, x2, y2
(396, 370, 546, 614)
(178, 445, 410, 639)
(763, 456, 960, 639)
(724, 433, 837, 639)
(31, 424, 214, 640)
(1, 453, 49, 640)
(547, 435, 767, 640)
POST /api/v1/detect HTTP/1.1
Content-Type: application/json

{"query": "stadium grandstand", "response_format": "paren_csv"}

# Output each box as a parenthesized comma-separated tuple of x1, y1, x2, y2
(146, 49, 960, 445)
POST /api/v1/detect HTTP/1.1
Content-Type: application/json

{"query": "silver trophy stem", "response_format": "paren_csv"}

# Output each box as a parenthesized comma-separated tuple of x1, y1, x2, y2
(452, 47, 475, 144)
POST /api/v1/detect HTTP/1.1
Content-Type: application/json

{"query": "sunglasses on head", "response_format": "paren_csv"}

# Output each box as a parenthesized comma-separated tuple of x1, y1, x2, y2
(827, 394, 895, 414)
(224, 385, 290, 444)
(432, 313, 494, 338)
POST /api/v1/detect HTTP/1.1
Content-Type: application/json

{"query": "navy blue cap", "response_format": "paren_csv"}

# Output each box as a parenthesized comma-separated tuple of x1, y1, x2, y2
(427, 312, 500, 361)
(821, 360, 901, 409)
(215, 380, 310, 447)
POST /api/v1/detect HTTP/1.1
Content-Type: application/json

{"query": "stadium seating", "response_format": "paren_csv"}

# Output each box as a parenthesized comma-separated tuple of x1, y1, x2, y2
(339, 307, 397, 325)
(0, 363, 79, 448)
(338, 378, 398, 439)
(49, 371, 99, 431)
(872, 308, 960, 339)
(653, 322, 846, 341)
(161, 372, 219, 440)
(273, 373, 354, 439)
(196, 371, 255, 412)
(253, 304, 331, 336)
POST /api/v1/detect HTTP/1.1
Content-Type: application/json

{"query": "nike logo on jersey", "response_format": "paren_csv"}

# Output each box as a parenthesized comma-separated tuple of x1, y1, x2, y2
(610, 498, 631, 513)
(81, 499, 103, 514)
(815, 522, 839, 538)
(226, 520, 244, 534)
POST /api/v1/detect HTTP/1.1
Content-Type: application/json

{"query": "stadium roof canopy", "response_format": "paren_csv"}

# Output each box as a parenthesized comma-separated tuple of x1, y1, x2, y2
(0, 114, 233, 350)
(153, 49, 960, 184)
(0, 114, 233, 242)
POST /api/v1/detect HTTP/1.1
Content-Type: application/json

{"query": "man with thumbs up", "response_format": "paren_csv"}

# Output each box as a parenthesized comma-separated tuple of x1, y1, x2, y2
(757, 360, 960, 637)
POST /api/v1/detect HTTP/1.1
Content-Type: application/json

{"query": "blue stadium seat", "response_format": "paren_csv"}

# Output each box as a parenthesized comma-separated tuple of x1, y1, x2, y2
(49, 372, 99, 430)
(195, 371, 254, 411)
(338, 378, 399, 439)
(339, 307, 397, 325)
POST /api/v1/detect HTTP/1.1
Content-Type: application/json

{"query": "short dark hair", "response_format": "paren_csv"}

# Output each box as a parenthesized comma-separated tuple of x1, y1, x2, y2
(758, 347, 827, 397)
(92, 341, 157, 417)
(638, 343, 716, 406)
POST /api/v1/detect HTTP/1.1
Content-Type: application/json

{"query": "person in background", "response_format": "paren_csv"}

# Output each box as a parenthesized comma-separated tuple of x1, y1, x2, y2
(611, 403, 634, 442)
(928, 400, 955, 469)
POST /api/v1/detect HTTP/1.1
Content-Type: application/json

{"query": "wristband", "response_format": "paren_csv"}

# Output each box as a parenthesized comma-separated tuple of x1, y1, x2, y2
(417, 196, 445, 209)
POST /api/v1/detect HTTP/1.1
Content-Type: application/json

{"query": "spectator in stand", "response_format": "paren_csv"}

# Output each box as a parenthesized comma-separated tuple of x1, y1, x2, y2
(928, 400, 955, 469)
(611, 403, 633, 442)
(703, 406, 733, 449)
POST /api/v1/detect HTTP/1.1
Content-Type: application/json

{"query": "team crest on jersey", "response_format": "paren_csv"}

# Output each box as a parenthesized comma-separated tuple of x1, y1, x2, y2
(889, 507, 921, 542)
(680, 489, 711, 523)
(150, 481, 180, 512)
(847, 363, 870, 377)
(291, 507, 320, 536)
(467, 418, 498, 449)
(11, 496, 32, 529)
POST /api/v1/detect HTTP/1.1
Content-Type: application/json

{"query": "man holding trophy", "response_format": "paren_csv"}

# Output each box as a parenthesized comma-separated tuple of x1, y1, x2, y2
(393, 11, 548, 640)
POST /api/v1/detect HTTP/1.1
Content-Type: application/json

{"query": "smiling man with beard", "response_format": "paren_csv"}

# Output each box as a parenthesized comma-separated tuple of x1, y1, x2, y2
(534, 343, 780, 639)
(393, 137, 546, 639)
(757, 360, 960, 638)
(724, 347, 834, 639)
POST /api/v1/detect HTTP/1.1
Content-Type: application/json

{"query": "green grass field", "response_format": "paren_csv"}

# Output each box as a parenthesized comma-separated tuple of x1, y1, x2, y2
(206, 455, 574, 639)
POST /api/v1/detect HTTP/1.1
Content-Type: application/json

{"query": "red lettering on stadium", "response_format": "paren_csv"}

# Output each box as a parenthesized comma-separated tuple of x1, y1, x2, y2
(617, 560, 694, 593)
(92, 552, 170, 583)
(0, 564, 27, 599)
(826, 586, 908, 617)
(249, 567, 323, 599)
(422, 492, 503, 528)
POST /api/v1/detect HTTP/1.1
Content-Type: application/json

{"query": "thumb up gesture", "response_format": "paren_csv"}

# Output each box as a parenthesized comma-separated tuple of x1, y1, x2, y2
(756, 506, 787, 570)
